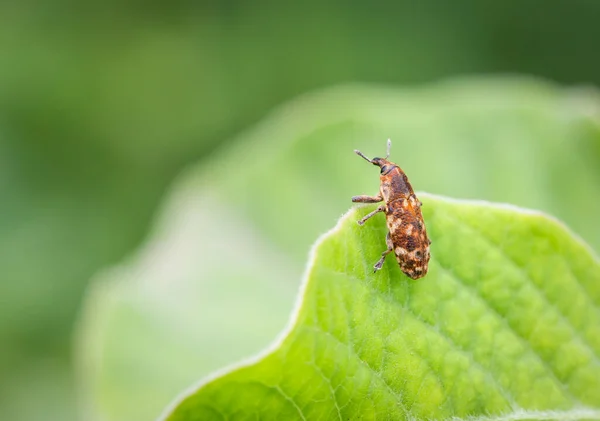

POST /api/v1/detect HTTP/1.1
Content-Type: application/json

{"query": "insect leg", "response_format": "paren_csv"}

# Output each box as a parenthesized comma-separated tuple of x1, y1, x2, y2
(373, 232, 393, 272)
(352, 194, 383, 203)
(357, 205, 385, 225)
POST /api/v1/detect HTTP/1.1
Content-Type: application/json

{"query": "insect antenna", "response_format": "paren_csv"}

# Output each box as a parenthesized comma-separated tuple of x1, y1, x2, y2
(354, 149, 373, 163)
(385, 138, 392, 159)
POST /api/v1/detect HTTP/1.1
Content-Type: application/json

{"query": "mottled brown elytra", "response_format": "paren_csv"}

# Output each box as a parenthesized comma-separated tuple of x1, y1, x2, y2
(352, 139, 431, 278)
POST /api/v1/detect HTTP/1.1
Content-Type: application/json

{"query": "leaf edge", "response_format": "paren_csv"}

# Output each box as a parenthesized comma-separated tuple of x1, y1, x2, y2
(157, 193, 600, 421)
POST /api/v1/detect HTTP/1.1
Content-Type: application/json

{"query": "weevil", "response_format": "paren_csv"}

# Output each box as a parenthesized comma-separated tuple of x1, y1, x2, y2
(352, 139, 431, 278)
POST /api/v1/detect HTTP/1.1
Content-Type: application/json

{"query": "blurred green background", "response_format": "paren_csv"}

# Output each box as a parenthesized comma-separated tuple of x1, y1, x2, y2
(1, 1, 600, 421)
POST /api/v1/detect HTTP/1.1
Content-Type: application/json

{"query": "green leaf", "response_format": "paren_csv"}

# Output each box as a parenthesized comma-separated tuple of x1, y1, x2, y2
(75, 191, 301, 421)
(75, 78, 600, 421)
(163, 195, 600, 420)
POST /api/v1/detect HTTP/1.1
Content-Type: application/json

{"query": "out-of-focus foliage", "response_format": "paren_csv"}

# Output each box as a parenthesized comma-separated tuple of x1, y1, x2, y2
(77, 80, 600, 421)
(1, 1, 600, 420)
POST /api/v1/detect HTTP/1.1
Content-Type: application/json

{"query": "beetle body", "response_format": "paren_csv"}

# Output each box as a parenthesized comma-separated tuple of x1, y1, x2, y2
(351, 140, 431, 278)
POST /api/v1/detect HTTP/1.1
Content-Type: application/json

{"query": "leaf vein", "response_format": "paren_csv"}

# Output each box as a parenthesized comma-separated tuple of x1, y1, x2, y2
(303, 325, 413, 420)
(324, 265, 517, 411)
(434, 261, 579, 404)
(454, 215, 600, 365)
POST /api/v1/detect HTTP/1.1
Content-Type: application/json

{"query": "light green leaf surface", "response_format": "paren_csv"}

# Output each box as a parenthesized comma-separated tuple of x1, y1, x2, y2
(75, 79, 600, 421)
(76, 189, 300, 421)
(164, 195, 600, 420)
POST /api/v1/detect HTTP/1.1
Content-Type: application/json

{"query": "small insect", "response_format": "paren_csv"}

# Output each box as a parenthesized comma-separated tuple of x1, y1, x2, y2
(351, 139, 431, 278)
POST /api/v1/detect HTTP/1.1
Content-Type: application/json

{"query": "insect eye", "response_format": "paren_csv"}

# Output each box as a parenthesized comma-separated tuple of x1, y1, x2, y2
(415, 250, 422, 259)
(380, 165, 389, 174)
